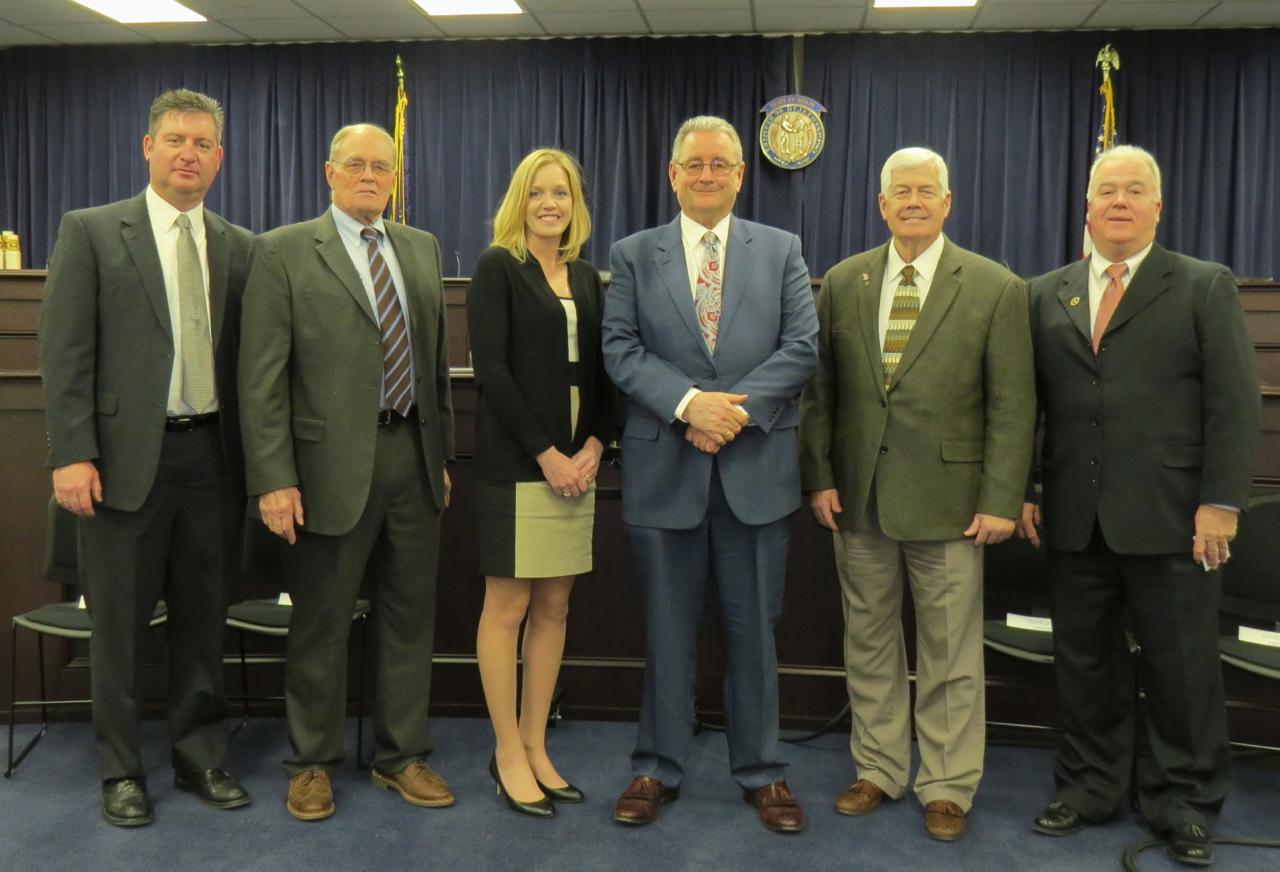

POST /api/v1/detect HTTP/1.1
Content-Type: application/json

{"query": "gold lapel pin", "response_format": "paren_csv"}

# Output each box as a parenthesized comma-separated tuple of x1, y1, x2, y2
(861, 273, 870, 284)
(1069, 296, 1082, 307)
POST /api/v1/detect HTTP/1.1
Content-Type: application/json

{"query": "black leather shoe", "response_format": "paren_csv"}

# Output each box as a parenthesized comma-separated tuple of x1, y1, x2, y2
(174, 768, 252, 809)
(1165, 823, 1214, 866)
(102, 778, 154, 827)
(1033, 800, 1086, 836)
(489, 755, 554, 818)
(536, 777, 585, 803)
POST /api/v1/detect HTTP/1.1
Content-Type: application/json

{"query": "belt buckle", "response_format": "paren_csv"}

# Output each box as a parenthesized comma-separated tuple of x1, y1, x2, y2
(377, 409, 394, 427)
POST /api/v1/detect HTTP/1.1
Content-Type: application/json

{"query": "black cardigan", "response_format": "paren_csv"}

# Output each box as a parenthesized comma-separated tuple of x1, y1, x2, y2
(467, 245, 615, 482)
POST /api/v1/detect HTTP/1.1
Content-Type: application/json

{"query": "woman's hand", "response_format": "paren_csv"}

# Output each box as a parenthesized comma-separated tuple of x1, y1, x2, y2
(571, 437, 605, 490)
(538, 446, 584, 498)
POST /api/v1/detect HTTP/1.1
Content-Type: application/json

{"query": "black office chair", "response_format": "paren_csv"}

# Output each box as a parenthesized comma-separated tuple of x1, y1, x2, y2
(1218, 495, 1280, 684)
(226, 524, 371, 766)
(5, 499, 166, 777)
(982, 533, 1055, 665)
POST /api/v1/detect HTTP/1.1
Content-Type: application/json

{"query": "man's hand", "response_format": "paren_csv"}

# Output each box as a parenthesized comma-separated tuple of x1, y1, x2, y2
(1192, 504, 1238, 570)
(809, 488, 843, 532)
(963, 512, 1016, 546)
(684, 392, 749, 445)
(260, 486, 304, 544)
(685, 425, 721, 454)
(537, 446, 584, 498)
(52, 461, 103, 518)
(443, 467, 452, 510)
(1014, 502, 1041, 548)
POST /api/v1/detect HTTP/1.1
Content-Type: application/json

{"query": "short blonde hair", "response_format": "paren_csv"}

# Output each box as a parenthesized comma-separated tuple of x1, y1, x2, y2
(491, 148, 591, 263)
(671, 115, 743, 164)
(1087, 144, 1163, 202)
(880, 147, 949, 195)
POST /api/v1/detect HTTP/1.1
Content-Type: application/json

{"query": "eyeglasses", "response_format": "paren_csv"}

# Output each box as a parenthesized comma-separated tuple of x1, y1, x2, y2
(675, 158, 740, 177)
(338, 159, 394, 178)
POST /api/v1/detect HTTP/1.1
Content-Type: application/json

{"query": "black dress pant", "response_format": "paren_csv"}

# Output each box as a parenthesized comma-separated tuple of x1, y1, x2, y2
(80, 423, 239, 781)
(1048, 523, 1230, 832)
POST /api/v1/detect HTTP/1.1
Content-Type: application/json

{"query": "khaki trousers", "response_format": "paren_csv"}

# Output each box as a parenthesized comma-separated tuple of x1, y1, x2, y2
(833, 499, 986, 810)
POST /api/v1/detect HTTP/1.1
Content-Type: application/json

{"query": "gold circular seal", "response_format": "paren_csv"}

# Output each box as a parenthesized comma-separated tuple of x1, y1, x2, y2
(759, 97, 826, 170)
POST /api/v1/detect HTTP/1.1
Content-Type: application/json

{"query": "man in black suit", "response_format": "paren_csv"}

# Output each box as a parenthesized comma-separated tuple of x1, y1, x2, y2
(1018, 145, 1259, 866)
(39, 89, 253, 826)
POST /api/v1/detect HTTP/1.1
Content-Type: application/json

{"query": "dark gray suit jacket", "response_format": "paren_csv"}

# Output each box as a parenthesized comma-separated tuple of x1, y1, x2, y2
(1028, 244, 1260, 554)
(39, 191, 251, 511)
(238, 211, 454, 536)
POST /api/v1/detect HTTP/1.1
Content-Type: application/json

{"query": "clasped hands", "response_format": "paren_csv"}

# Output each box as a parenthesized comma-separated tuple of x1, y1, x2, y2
(684, 391, 749, 454)
(538, 437, 604, 498)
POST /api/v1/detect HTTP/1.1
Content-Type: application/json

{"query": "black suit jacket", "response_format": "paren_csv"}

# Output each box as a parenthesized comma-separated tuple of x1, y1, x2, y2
(39, 191, 251, 511)
(1028, 244, 1259, 554)
(467, 245, 613, 482)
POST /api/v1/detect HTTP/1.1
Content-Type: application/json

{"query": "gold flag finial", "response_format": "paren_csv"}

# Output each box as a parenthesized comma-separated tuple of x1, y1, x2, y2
(1094, 44, 1120, 154)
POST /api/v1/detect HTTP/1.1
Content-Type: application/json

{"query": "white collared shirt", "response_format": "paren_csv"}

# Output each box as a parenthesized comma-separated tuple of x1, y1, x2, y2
(1087, 242, 1152, 333)
(329, 205, 416, 409)
(878, 233, 946, 350)
(145, 185, 216, 416)
(674, 211, 733, 421)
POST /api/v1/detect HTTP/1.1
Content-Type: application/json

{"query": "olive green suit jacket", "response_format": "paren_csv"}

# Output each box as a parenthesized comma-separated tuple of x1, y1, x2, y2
(238, 210, 454, 536)
(800, 238, 1035, 540)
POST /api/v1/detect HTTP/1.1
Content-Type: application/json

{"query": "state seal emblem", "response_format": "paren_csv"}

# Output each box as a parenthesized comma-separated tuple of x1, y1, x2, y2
(759, 96, 826, 170)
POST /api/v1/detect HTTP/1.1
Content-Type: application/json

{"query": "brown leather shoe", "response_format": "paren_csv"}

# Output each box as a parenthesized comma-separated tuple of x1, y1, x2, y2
(612, 775, 678, 826)
(924, 799, 966, 841)
(371, 759, 456, 808)
(287, 769, 334, 821)
(744, 780, 807, 833)
(835, 779, 886, 816)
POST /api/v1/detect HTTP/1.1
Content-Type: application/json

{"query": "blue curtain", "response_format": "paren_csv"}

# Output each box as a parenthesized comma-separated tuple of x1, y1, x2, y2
(1, 29, 1276, 279)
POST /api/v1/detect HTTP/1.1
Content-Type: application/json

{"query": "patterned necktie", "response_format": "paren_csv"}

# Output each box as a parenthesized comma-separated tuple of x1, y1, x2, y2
(881, 263, 919, 385)
(694, 230, 722, 353)
(174, 212, 215, 413)
(1092, 262, 1128, 354)
(362, 228, 413, 416)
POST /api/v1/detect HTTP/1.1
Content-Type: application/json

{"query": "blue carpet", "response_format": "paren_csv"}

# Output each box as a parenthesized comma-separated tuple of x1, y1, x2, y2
(1, 718, 1276, 871)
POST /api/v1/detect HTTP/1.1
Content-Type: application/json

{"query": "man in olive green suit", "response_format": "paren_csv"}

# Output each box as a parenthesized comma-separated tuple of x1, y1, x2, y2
(799, 148, 1034, 841)
(239, 124, 455, 821)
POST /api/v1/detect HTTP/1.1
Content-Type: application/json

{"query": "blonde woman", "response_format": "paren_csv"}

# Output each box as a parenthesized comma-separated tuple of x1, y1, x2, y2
(468, 149, 612, 817)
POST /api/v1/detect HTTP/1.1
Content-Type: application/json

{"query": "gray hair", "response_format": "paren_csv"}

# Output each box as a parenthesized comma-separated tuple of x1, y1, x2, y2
(670, 115, 743, 164)
(1087, 144, 1163, 201)
(148, 89, 224, 144)
(880, 147, 949, 196)
(328, 123, 395, 162)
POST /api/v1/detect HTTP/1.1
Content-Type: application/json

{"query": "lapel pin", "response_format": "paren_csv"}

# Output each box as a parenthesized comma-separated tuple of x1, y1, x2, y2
(861, 273, 870, 284)
(1069, 296, 1082, 307)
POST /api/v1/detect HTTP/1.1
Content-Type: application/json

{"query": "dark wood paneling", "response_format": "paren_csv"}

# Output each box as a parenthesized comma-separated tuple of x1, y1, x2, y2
(4, 271, 1279, 743)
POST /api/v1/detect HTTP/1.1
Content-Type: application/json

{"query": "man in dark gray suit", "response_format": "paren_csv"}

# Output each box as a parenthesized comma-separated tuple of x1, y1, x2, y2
(239, 123, 455, 821)
(39, 89, 252, 827)
(1020, 145, 1259, 867)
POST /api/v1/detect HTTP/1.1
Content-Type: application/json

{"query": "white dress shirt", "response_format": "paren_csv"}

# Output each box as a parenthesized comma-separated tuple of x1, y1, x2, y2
(145, 185, 215, 416)
(1087, 242, 1152, 333)
(878, 232, 946, 350)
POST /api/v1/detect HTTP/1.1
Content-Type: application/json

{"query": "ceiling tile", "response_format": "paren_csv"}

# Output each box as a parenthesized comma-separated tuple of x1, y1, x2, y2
(755, 8, 867, 32)
(639, 0, 749, 10)
(428, 15, 547, 37)
(184, 0, 313, 19)
(1086, 2, 1216, 28)
(128, 21, 252, 41)
(522, 0, 637, 10)
(643, 9, 754, 34)
(1197, 0, 1280, 27)
(0, 0, 109, 25)
(22, 22, 153, 43)
(864, 8, 979, 31)
(290, 0, 422, 14)
(323, 15, 447, 39)
(227, 19, 346, 40)
(973, 3, 1097, 29)
(0, 24, 57, 45)
(753, 0, 864, 7)
(536, 11, 651, 35)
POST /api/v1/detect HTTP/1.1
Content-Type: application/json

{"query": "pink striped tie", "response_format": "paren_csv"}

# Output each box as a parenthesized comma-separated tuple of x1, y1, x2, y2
(1092, 262, 1127, 354)
(362, 228, 413, 416)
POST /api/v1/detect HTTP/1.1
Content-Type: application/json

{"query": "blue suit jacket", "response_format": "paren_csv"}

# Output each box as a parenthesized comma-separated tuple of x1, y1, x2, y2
(603, 215, 818, 529)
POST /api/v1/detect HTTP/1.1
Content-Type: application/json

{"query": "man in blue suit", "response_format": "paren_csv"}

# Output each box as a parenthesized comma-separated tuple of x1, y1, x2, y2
(602, 116, 818, 833)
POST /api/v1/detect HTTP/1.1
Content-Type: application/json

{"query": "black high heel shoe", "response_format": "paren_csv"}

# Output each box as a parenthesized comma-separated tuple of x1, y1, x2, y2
(535, 778, 585, 804)
(489, 755, 555, 818)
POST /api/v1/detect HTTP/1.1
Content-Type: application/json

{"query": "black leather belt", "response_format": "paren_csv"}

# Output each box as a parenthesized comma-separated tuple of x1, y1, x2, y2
(377, 405, 417, 427)
(165, 412, 219, 432)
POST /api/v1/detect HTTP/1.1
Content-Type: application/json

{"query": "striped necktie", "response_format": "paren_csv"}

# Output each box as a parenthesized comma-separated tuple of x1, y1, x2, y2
(694, 230, 722, 353)
(882, 263, 918, 385)
(361, 228, 413, 416)
(1092, 262, 1128, 354)
(174, 212, 215, 413)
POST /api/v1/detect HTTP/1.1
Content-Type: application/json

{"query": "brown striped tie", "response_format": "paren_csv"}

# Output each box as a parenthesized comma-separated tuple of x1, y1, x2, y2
(362, 228, 413, 416)
(882, 263, 918, 385)
(1092, 262, 1128, 354)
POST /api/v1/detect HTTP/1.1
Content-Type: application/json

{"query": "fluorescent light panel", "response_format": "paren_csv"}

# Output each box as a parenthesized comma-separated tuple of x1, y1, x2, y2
(874, 0, 979, 8)
(70, 0, 206, 23)
(412, 0, 523, 15)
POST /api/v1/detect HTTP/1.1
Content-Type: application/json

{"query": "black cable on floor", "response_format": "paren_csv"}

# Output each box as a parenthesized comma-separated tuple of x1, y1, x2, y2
(1121, 836, 1280, 871)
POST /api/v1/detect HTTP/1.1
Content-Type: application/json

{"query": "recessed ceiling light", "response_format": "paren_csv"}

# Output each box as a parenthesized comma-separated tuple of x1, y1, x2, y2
(411, 0, 523, 15)
(70, 0, 206, 24)
(874, 0, 979, 8)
